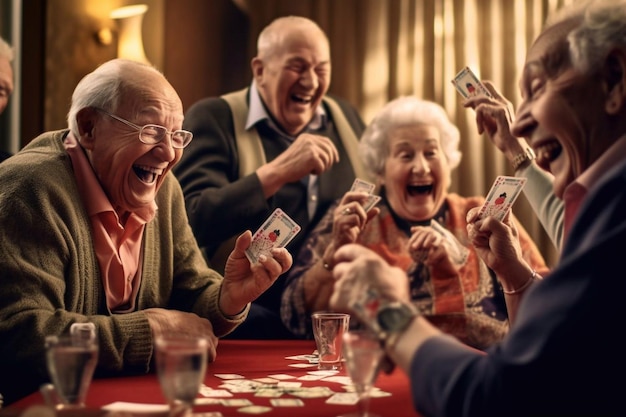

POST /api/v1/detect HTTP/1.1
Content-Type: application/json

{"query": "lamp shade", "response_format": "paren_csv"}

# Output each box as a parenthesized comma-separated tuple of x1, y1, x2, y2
(110, 4, 149, 64)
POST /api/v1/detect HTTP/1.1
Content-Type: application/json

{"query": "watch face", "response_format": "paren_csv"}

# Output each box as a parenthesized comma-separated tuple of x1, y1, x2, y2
(377, 304, 413, 333)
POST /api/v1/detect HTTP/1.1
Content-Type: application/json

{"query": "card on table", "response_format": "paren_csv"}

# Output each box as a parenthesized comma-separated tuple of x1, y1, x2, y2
(451, 66, 493, 99)
(245, 208, 301, 264)
(478, 176, 527, 221)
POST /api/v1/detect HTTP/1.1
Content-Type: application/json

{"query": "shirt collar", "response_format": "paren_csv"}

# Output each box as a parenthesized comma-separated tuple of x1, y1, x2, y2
(246, 80, 326, 138)
(63, 132, 156, 223)
(575, 134, 626, 190)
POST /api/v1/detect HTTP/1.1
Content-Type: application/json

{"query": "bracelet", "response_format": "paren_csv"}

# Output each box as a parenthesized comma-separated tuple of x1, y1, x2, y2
(511, 147, 536, 171)
(502, 270, 540, 295)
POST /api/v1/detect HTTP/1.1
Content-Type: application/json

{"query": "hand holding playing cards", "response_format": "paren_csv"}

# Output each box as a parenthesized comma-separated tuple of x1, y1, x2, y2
(220, 230, 293, 316)
(464, 81, 530, 162)
(466, 207, 533, 287)
(324, 192, 380, 263)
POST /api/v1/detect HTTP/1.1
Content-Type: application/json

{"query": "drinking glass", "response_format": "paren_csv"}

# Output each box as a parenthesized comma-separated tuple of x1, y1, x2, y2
(155, 334, 208, 417)
(43, 326, 99, 410)
(311, 312, 350, 370)
(338, 329, 384, 417)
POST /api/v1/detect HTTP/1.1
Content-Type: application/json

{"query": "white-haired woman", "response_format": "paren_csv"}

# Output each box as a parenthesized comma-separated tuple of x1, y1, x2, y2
(281, 96, 548, 349)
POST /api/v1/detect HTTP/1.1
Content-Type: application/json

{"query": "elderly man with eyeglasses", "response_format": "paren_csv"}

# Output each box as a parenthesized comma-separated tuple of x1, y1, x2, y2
(0, 58, 293, 406)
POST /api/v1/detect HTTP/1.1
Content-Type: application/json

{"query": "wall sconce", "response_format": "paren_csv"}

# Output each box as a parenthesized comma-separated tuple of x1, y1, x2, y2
(110, 4, 149, 64)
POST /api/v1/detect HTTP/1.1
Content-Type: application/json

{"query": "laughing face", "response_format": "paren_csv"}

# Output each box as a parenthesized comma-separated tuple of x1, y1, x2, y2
(0, 56, 13, 115)
(253, 25, 331, 136)
(511, 18, 614, 198)
(79, 70, 184, 213)
(382, 124, 450, 222)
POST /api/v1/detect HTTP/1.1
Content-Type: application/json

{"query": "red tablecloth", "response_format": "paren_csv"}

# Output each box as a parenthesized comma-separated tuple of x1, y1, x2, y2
(5, 340, 420, 417)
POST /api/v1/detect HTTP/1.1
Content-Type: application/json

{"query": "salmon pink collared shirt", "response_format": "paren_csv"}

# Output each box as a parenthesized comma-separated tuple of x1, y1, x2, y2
(64, 133, 156, 312)
(562, 134, 626, 241)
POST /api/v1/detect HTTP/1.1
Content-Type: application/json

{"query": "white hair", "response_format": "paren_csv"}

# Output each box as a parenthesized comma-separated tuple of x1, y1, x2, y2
(67, 59, 161, 137)
(546, 0, 626, 73)
(358, 96, 462, 178)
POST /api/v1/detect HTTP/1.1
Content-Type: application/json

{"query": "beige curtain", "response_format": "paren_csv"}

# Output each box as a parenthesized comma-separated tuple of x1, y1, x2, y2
(241, 0, 577, 266)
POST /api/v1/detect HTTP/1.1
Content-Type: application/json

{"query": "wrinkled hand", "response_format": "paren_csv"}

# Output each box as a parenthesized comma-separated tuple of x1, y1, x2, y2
(325, 192, 380, 263)
(464, 81, 527, 158)
(220, 230, 293, 316)
(144, 308, 219, 361)
(329, 244, 410, 317)
(408, 225, 459, 275)
(465, 207, 526, 275)
(269, 133, 340, 180)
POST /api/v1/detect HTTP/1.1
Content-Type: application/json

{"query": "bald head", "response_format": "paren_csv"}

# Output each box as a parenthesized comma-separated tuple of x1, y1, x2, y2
(257, 16, 329, 60)
(68, 59, 182, 137)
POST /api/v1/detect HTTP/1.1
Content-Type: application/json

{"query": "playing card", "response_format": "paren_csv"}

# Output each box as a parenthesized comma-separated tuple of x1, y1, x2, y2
(478, 176, 527, 221)
(350, 178, 376, 194)
(270, 398, 305, 407)
(267, 374, 296, 380)
(451, 66, 493, 99)
(350, 178, 380, 212)
(214, 373, 245, 380)
(325, 392, 359, 405)
(288, 363, 317, 368)
(237, 405, 273, 414)
(245, 208, 301, 264)
(221, 398, 253, 407)
(430, 219, 470, 266)
(362, 194, 381, 212)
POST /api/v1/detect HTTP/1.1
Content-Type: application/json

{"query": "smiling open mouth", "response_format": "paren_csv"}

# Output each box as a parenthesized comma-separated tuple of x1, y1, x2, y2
(292, 94, 312, 104)
(407, 184, 433, 196)
(133, 165, 162, 184)
(535, 140, 562, 170)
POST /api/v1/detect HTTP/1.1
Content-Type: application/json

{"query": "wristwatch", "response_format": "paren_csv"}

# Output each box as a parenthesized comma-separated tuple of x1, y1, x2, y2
(375, 301, 418, 349)
(511, 147, 536, 171)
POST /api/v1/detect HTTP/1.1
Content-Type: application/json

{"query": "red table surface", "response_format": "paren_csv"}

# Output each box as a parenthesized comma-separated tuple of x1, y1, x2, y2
(5, 340, 421, 417)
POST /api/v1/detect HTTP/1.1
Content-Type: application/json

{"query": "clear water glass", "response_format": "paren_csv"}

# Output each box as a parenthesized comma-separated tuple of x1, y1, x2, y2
(338, 329, 384, 417)
(155, 334, 208, 417)
(44, 327, 98, 410)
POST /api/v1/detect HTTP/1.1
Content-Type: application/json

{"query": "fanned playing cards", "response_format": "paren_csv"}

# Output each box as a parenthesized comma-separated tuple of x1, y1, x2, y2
(350, 178, 381, 212)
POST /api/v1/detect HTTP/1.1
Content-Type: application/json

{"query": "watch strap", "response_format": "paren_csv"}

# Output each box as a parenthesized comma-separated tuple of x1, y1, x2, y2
(511, 147, 536, 171)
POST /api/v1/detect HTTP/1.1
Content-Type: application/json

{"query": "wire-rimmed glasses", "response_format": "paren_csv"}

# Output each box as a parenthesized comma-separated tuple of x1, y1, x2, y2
(96, 108, 193, 149)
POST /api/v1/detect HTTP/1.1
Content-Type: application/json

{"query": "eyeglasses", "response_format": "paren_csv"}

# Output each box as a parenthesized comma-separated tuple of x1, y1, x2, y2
(96, 108, 193, 149)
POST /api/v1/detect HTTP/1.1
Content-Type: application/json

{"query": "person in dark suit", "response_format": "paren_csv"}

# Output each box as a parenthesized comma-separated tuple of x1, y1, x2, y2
(328, 1, 626, 415)
(174, 16, 368, 339)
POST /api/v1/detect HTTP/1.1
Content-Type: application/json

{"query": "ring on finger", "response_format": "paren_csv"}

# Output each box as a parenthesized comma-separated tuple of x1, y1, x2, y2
(342, 207, 352, 216)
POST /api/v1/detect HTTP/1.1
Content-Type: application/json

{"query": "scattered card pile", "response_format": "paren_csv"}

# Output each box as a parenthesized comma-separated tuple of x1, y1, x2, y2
(189, 353, 391, 414)
(478, 176, 527, 221)
(451, 66, 493, 99)
(245, 208, 301, 264)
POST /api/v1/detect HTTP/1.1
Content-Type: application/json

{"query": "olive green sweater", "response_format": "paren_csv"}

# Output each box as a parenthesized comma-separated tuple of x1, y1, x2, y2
(0, 130, 246, 404)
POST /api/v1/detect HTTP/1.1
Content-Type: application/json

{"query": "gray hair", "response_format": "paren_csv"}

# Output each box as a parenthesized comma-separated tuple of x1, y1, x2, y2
(547, 0, 626, 73)
(257, 16, 328, 60)
(67, 59, 160, 137)
(0, 36, 14, 61)
(359, 96, 462, 178)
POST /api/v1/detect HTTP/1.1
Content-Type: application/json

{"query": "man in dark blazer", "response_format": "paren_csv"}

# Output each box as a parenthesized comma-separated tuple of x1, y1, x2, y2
(174, 16, 368, 339)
